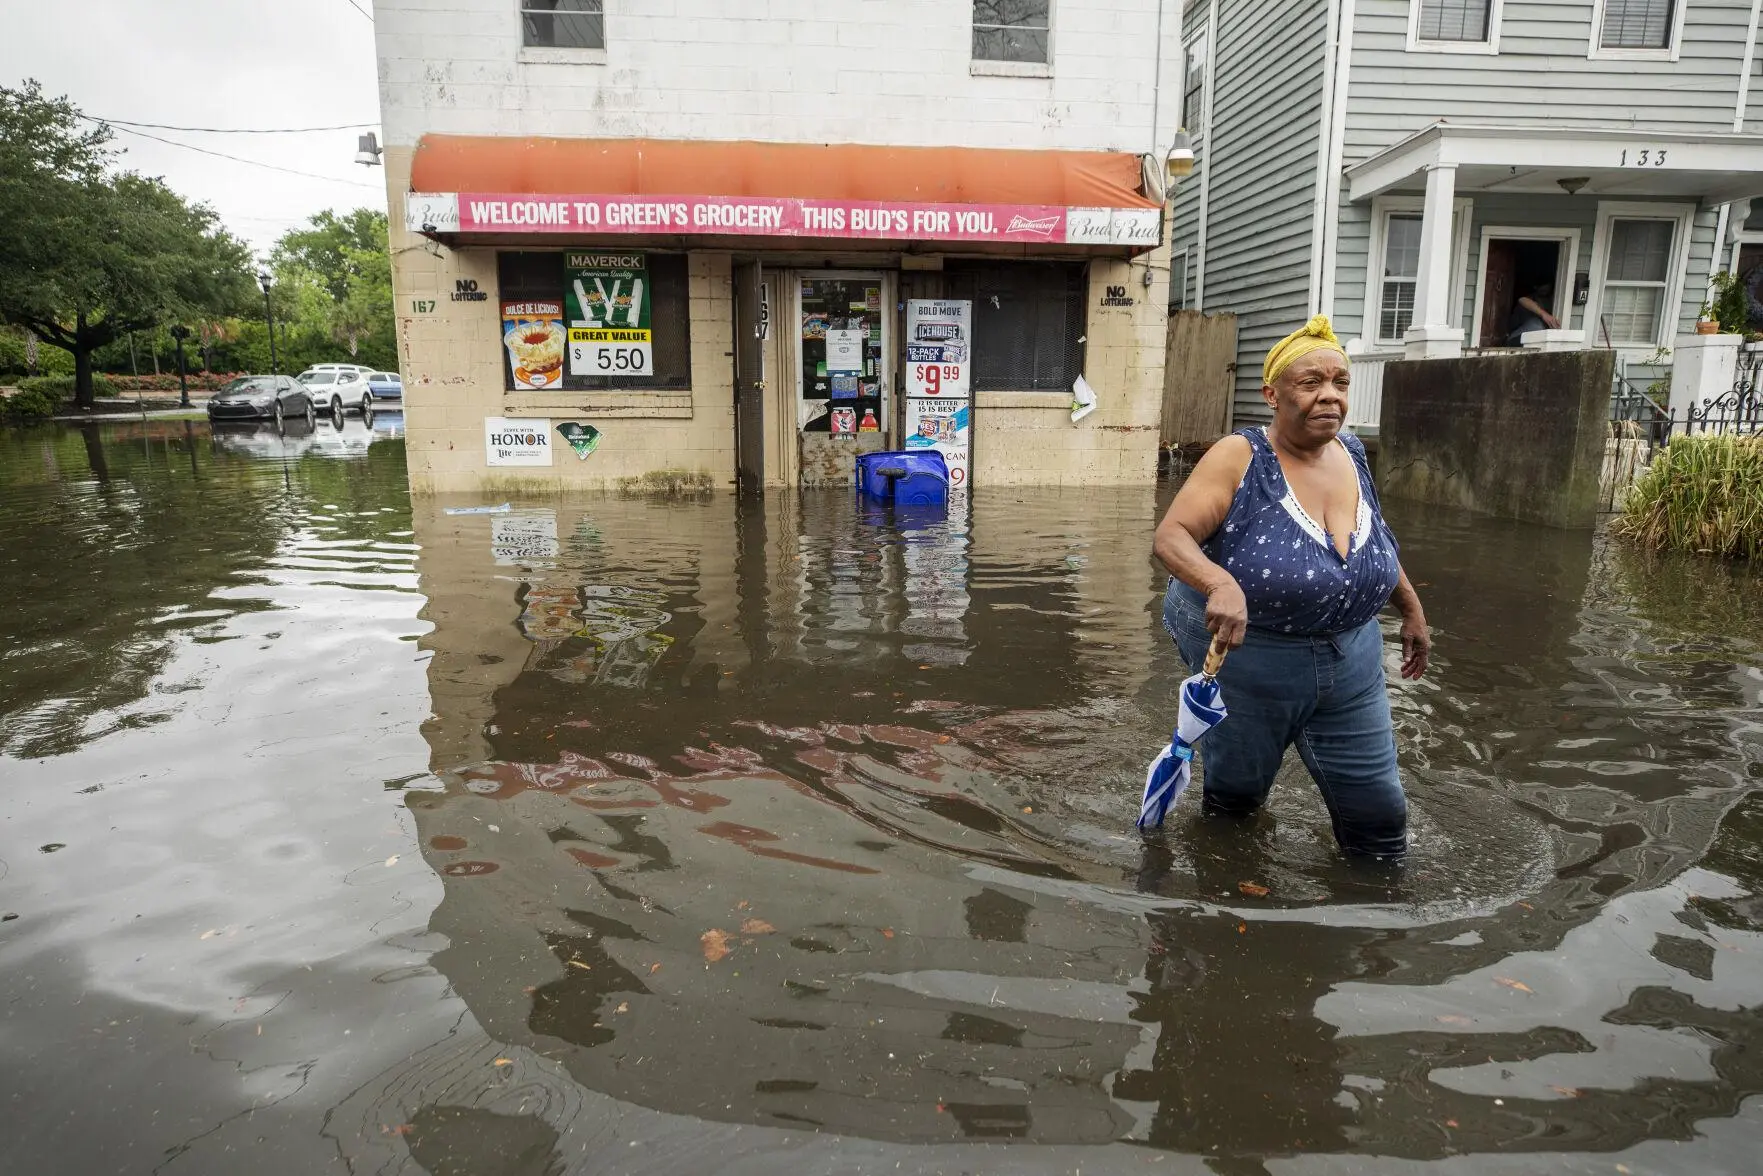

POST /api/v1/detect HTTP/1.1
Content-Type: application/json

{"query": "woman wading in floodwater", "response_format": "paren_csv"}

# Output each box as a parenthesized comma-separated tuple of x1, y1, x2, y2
(1153, 316, 1431, 858)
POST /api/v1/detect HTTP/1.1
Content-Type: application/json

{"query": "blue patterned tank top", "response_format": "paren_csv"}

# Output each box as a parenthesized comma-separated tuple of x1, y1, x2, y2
(1201, 427, 1402, 636)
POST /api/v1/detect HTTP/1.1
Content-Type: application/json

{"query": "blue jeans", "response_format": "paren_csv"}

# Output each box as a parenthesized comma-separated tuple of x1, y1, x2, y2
(1163, 583, 1407, 858)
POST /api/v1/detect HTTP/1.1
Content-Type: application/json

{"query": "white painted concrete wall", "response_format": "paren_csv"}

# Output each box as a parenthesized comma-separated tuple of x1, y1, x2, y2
(372, 0, 1182, 157)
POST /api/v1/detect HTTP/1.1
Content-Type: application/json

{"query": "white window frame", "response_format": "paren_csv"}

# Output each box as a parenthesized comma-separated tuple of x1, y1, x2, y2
(1587, 0, 1686, 63)
(1362, 195, 1473, 348)
(971, 0, 1056, 78)
(1584, 201, 1696, 355)
(1468, 226, 1582, 347)
(517, 0, 608, 65)
(1406, 0, 1505, 56)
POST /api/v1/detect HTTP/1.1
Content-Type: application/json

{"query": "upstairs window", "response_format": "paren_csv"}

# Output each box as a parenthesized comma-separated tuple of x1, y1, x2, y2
(1183, 32, 1208, 136)
(1419, 0, 1490, 40)
(1408, 0, 1502, 53)
(1591, 0, 1682, 57)
(1600, 0, 1673, 48)
(973, 1, 1051, 65)
(521, 0, 604, 50)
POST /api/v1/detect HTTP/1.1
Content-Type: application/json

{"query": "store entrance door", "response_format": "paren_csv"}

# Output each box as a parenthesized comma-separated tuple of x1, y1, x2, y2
(795, 272, 892, 485)
(732, 260, 766, 494)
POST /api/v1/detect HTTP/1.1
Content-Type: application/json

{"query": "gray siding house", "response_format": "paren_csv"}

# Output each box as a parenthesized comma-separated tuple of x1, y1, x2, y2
(1172, 0, 1763, 424)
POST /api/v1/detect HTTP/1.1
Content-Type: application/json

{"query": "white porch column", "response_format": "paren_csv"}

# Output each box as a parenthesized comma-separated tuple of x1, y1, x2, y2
(1402, 163, 1464, 360)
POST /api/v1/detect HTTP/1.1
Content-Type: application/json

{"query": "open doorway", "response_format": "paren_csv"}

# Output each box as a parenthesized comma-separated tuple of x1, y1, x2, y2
(1473, 230, 1577, 348)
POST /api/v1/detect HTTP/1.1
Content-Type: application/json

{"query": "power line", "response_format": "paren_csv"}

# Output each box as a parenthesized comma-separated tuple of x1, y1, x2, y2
(85, 115, 377, 135)
(104, 123, 383, 190)
(345, 0, 373, 19)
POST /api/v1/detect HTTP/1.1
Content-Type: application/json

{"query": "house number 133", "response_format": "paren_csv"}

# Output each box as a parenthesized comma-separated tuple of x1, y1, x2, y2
(1620, 149, 1667, 167)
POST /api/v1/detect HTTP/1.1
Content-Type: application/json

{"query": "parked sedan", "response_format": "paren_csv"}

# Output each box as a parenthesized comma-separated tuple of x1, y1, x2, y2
(365, 371, 403, 402)
(206, 375, 314, 429)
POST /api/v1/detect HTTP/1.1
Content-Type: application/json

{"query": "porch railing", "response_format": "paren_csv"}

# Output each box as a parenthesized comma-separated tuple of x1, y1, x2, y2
(1346, 349, 1402, 433)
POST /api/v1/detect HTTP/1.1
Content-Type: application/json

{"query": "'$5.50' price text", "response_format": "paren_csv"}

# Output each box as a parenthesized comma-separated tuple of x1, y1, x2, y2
(571, 341, 654, 377)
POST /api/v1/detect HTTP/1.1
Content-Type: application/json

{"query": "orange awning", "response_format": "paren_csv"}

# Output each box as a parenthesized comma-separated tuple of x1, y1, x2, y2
(411, 136, 1158, 210)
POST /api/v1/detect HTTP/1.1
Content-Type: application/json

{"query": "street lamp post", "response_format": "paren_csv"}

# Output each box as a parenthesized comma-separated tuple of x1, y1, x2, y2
(258, 270, 279, 375)
(169, 325, 191, 408)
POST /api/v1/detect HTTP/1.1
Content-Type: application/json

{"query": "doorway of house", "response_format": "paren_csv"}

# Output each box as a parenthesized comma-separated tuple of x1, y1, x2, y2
(1478, 238, 1564, 347)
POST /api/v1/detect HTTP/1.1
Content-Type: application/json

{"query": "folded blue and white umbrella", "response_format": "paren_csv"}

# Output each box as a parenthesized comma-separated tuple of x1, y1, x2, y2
(1137, 639, 1230, 830)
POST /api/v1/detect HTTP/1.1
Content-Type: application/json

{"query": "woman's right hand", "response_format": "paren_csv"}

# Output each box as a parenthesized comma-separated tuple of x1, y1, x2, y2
(1204, 577, 1248, 649)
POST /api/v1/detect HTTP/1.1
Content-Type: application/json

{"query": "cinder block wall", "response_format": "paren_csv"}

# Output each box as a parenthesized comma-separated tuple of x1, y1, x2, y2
(387, 148, 738, 495)
(373, 0, 1179, 154)
(971, 250, 1168, 487)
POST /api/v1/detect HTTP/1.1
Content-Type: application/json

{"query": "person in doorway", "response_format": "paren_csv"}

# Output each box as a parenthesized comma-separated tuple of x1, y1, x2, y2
(1505, 281, 1559, 345)
(1151, 316, 1430, 858)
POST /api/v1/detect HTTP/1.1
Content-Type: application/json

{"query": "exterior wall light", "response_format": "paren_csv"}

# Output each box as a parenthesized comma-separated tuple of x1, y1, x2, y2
(355, 132, 383, 167)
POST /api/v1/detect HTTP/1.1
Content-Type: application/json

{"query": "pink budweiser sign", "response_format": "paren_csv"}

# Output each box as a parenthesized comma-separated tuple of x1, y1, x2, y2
(405, 192, 1160, 248)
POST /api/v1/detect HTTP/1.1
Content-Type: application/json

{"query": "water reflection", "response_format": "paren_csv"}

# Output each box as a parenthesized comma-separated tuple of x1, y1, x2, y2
(3, 419, 1762, 1172)
(398, 487, 1763, 1159)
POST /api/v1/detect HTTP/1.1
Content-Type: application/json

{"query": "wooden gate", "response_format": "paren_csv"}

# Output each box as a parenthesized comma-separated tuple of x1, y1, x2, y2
(1161, 310, 1238, 448)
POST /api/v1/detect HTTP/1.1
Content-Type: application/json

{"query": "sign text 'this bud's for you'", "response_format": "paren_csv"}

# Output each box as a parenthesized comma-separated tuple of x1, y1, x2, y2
(566, 253, 653, 378)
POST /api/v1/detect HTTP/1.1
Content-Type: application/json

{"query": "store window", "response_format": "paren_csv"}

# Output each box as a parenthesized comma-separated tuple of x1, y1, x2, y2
(944, 260, 1086, 392)
(973, 1, 1051, 64)
(496, 251, 691, 391)
(520, 0, 604, 49)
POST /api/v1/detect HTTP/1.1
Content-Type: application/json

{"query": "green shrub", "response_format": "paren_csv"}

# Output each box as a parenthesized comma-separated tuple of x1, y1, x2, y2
(1, 389, 57, 420)
(1615, 433, 1763, 559)
(14, 374, 116, 402)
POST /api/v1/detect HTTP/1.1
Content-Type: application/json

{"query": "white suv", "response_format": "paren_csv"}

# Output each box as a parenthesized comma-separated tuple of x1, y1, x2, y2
(297, 365, 375, 415)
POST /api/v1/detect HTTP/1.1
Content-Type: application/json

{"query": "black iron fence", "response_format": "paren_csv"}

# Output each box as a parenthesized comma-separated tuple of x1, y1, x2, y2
(1600, 346, 1763, 512)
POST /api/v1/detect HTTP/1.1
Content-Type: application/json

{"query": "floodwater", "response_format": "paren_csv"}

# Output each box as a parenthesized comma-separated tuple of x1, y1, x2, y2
(3, 418, 1763, 1176)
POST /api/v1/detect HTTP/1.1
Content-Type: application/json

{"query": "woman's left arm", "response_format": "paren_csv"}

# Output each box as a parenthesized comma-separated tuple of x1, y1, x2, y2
(1390, 565, 1430, 680)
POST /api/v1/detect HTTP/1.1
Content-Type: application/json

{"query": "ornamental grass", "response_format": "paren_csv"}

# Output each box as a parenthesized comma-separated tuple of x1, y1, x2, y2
(1614, 433, 1763, 560)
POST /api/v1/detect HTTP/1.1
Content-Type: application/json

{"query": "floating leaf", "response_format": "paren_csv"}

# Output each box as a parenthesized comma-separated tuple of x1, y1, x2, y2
(882, 928, 896, 939)
(492, 1058, 513, 1067)
(1549, 1084, 1584, 1098)
(741, 918, 776, 935)
(649, 962, 662, 974)
(1435, 1014, 1473, 1025)
(1238, 881, 1270, 897)
(1445, 1119, 1458, 1128)
(1494, 977, 1534, 994)
(567, 959, 592, 971)
(1237, 923, 1248, 934)
(615, 1001, 629, 1014)
(381, 1123, 414, 1136)
(702, 928, 733, 962)
(384, 855, 399, 867)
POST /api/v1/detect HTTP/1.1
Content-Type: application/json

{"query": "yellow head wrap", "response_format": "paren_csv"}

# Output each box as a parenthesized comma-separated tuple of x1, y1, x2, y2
(1263, 314, 1349, 385)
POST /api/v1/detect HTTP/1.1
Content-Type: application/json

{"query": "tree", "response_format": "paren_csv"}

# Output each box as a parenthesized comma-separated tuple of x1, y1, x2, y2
(0, 81, 254, 409)
(271, 209, 395, 367)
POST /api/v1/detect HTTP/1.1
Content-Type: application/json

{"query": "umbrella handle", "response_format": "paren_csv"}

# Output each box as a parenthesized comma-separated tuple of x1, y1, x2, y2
(1203, 634, 1229, 679)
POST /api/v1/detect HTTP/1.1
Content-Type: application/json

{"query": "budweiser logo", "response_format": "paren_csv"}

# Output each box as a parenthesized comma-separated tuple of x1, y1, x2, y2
(1005, 214, 1060, 237)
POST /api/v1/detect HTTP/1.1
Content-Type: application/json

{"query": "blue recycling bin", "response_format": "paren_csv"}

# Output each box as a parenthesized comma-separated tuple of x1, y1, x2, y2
(856, 450, 950, 506)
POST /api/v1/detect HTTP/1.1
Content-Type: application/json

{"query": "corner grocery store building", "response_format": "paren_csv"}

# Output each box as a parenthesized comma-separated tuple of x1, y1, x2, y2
(374, 3, 1181, 495)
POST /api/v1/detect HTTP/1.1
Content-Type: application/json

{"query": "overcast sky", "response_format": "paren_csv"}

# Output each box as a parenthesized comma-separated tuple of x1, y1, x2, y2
(1, 0, 387, 254)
